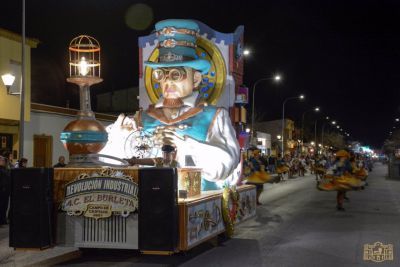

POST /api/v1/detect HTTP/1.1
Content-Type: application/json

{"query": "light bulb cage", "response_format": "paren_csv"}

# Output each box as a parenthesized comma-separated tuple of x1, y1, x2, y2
(69, 35, 101, 78)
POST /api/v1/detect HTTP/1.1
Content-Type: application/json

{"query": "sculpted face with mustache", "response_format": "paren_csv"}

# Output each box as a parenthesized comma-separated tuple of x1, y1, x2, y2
(160, 67, 202, 99)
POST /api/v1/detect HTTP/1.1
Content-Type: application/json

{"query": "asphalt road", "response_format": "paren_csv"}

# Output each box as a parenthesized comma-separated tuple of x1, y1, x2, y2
(58, 163, 400, 267)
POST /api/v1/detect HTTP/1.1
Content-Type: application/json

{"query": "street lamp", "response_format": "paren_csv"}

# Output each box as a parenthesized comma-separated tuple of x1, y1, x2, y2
(243, 49, 250, 56)
(281, 94, 305, 156)
(250, 75, 282, 144)
(314, 118, 319, 154)
(396, 118, 399, 122)
(320, 116, 332, 149)
(331, 121, 336, 125)
(301, 106, 319, 147)
(1, 74, 18, 95)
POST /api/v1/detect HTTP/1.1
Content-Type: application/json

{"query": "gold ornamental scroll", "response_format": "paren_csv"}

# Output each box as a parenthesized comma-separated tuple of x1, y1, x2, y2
(53, 167, 138, 208)
(178, 168, 202, 198)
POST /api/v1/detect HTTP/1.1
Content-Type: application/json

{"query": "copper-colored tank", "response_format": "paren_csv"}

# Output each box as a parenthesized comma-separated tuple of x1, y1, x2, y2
(61, 119, 107, 155)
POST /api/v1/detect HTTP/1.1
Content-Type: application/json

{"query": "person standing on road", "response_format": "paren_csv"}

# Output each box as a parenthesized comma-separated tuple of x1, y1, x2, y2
(331, 150, 353, 211)
(268, 154, 276, 173)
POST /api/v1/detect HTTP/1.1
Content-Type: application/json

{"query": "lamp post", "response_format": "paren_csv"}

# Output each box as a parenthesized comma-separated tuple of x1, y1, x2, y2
(250, 75, 281, 144)
(20, 0, 26, 161)
(281, 94, 304, 156)
(301, 106, 319, 149)
(320, 116, 331, 151)
(322, 120, 337, 150)
(314, 118, 320, 155)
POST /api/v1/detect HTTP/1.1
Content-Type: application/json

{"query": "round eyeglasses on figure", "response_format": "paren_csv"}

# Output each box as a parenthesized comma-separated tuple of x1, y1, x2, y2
(152, 68, 187, 82)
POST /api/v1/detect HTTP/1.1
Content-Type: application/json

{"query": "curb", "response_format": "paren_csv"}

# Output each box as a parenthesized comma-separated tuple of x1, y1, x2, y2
(25, 249, 82, 267)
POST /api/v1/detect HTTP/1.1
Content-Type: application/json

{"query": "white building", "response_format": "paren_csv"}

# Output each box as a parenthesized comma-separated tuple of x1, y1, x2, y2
(23, 103, 115, 167)
(256, 131, 272, 155)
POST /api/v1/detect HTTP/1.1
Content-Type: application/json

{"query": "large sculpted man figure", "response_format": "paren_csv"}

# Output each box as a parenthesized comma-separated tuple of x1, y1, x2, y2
(102, 19, 240, 190)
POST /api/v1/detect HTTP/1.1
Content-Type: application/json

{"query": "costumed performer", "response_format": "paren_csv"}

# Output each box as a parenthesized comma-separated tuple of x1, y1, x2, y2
(245, 150, 271, 205)
(331, 150, 353, 211)
(101, 19, 240, 191)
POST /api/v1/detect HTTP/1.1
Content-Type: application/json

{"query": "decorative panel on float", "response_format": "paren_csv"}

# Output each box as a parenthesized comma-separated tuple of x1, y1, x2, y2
(54, 167, 139, 249)
(177, 185, 256, 251)
(178, 193, 225, 251)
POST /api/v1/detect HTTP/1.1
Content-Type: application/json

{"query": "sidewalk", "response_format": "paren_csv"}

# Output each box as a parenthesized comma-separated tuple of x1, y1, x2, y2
(0, 225, 80, 267)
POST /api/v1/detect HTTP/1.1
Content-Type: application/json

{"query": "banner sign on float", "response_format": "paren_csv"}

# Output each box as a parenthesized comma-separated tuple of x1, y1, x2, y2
(62, 170, 139, 219)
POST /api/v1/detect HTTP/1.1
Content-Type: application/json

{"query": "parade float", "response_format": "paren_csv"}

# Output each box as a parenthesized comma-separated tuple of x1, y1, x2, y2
(11, 20, 257, 254)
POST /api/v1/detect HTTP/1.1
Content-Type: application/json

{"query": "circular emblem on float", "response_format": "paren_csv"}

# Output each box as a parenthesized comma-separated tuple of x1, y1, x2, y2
(124, 129, 159, 159)
(145, 36, 226, 105)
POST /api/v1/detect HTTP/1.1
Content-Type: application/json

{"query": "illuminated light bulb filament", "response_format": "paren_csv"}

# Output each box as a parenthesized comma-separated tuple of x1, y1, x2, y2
(78, 57, 89, 76)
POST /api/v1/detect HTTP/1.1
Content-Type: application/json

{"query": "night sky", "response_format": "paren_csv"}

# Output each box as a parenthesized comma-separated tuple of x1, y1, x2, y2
(1, 0, 400, 148)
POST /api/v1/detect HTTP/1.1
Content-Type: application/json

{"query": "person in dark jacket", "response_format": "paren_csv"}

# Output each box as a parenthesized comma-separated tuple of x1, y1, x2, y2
(53, 156, 67, 167)
(0, 155, 10, 225)
(2, 150, 14, 170)
(15, 158, 28, 168)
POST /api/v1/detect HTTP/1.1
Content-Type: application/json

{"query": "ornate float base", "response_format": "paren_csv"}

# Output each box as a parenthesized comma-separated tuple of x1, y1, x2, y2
(53, 168, 256, 253)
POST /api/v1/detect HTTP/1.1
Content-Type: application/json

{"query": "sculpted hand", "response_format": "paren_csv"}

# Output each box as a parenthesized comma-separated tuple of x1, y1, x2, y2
(153, 127, 186, 148)
(108, 114, 137, 133)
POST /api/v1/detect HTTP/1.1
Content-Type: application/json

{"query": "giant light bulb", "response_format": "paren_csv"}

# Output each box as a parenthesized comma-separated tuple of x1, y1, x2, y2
(78, 57, 89, 76)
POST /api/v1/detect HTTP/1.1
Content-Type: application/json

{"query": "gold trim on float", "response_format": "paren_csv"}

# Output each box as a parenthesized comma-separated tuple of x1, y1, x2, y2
(140, 250, 176, 255)
(144, 36, 227, 105)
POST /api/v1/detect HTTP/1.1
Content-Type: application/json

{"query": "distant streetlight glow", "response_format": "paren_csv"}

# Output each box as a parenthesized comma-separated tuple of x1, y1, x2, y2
(245, 128, 250, 133)
(315, 107, 320, 112)
(299, 94, 305, 99)
(277, 135, 282, 140)
(396, 118, 399, 122)
(243, 49, 250, 56)
(331, 121, 336, 125)
(274, 75, 281, 81)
